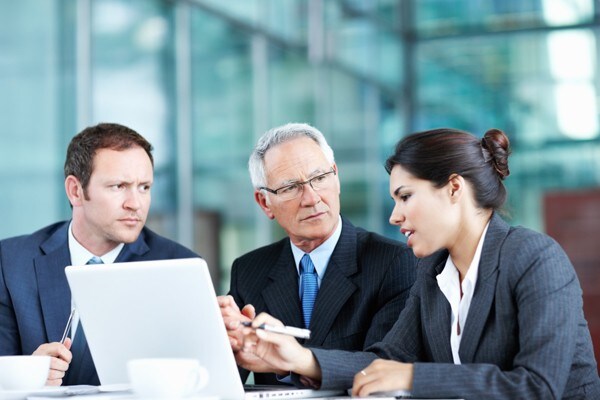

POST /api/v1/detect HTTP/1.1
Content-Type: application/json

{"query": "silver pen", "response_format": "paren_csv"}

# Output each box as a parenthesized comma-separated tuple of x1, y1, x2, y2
(60, 308, 76, 344)
(242, 322, 311, 339)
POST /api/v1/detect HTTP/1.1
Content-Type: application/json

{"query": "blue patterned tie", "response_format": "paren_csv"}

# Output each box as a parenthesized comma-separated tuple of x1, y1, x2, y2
(65, 256, 102, 385)
(300, 254, 318, 328)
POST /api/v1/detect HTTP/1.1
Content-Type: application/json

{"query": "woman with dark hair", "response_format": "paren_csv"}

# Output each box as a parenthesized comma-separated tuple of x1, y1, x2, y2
(239, 128, 600, 399)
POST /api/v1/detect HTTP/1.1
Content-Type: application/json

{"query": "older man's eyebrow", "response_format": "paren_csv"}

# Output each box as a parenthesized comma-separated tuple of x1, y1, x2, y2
(278, 168, 329, 186)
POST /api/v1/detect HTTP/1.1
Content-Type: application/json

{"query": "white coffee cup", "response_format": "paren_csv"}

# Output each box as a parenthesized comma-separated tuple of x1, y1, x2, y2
(127, 358, 209, 398)
(0, 355, 51, 391)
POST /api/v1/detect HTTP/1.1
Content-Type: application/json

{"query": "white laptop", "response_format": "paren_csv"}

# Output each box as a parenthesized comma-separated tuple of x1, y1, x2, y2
(65, 258, 344, 400)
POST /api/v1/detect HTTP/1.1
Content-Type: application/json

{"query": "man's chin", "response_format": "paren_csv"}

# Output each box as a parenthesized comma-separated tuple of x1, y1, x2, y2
(300, 224, 336, 240)
(113, 229, 143, 244)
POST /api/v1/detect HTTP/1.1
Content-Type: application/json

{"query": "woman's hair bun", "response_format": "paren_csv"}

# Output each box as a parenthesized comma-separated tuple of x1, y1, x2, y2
(481, 128, 511, 179)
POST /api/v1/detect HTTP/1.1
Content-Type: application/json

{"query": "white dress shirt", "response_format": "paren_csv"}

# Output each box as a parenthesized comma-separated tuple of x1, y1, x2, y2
(67, 222, 123, 338)
(437, 221, 490, 364)
(290, 215, 343, 293)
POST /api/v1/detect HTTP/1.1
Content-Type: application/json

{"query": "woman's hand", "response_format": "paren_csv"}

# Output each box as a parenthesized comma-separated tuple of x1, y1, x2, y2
(352, 359, 413, 397)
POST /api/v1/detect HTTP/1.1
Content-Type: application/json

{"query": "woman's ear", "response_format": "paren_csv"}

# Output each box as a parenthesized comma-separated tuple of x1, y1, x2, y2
(448, 174, 464, 202)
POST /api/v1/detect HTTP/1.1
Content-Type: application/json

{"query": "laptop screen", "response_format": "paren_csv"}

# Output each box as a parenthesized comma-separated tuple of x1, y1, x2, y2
(66, 258, 245, 399)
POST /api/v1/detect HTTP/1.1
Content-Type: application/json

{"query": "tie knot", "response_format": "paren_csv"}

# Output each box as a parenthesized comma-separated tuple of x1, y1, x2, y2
(300, 254, 315, 275)
(86, 256, 103, 265)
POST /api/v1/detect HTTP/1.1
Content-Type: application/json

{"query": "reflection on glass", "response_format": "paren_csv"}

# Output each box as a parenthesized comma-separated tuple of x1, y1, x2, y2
(546, 30, 598, 139)
(547, 30, 594, 80)
(324, 1, 403, 87)
(542, 0, 593, 26)
(416, 0, 595, 35)
(554, 84, 598, 140)
(92, 0, 175, 217)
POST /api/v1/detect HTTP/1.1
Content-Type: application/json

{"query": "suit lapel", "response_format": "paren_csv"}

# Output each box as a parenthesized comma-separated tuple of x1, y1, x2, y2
(262, 242, 304, 329)
(308, 219, 358, 346)
(459, 213, 509, 363)
(35, 222, 73, 342)
(420, 253, 454, 363)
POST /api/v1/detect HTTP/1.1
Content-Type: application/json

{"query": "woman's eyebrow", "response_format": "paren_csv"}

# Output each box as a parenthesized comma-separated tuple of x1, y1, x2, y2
(393, 185, 405, 197)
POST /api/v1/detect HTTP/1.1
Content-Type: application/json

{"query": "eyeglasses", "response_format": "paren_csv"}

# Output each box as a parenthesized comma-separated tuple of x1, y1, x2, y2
(259, 169, 337, 201)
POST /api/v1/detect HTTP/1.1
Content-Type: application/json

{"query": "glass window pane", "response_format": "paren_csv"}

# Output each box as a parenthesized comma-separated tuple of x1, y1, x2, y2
(269, 45, 314, 125)
(325, 1, 403, 87)
(190, 6, 256, 279)
(91, 0, 176, 219)
(416, 28, 599, 228)
(416, 0, 595, 36)
(0, 0, 75, 238)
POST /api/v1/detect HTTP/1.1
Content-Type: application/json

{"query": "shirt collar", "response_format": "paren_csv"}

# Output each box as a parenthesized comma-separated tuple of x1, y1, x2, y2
(68, 222, 124, 265)
(464, 220, 490, 290)
(437, 220, 491, 296)
(290, 215, 343, 277)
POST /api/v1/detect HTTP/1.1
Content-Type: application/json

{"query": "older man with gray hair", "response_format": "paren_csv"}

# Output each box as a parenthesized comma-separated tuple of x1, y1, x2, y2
(218, 123, 417, 385)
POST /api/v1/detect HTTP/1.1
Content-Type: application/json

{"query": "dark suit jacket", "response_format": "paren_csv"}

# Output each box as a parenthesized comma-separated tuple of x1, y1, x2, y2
(311, 213, 600, 399)
(0, 221, 198, 386)
(229, 216, 417, 384)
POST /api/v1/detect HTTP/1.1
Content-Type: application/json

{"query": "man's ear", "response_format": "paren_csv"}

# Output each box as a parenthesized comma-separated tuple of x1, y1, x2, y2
(254, 190, 275, 220)
(65, 175, 85, 207)
(448, 173, 464, 203)
(332, 163, 341, 194)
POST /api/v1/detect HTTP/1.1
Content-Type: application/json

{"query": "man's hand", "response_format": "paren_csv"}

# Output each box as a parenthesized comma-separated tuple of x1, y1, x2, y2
(32, 339, 73, 386)
(240, 312, 321, 381)
(218, 296, 285, 374)
(217, 295, 256, 351)
(351, 359, 413, 397)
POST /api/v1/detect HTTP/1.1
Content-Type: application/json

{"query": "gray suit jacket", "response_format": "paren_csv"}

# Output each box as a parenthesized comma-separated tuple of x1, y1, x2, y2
(312, 213, 600, 399)
(229, 216, 417, 384)
(0, 221, 198, 386)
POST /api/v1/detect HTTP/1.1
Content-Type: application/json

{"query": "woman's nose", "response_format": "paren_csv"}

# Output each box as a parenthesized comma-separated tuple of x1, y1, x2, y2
(389, 203, 404, 226)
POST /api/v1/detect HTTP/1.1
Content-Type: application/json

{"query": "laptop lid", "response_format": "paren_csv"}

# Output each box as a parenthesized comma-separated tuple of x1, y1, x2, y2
(65, 258, 344, 400)
(65, 258, 244, 400)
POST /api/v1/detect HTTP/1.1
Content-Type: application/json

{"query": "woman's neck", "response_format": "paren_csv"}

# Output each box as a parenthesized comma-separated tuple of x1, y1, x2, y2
(448, 210, 492, 281)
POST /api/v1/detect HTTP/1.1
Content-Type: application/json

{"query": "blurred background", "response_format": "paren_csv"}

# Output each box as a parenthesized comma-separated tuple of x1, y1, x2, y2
(1, 0, 599, 362)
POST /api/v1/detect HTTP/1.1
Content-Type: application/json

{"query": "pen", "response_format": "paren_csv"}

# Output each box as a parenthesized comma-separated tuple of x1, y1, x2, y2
(241, 322, 311, 339)
(60, 308, 76, 344)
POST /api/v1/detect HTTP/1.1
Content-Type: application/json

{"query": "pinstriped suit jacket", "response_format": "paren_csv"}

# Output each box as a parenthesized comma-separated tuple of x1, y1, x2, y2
(0, 221, 198, 386)
(229, 216, 417, 384)
(311, 213, 600, 399)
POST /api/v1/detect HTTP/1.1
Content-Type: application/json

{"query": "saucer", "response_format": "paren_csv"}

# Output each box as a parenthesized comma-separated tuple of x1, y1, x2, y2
(0, 386, 68, 400)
